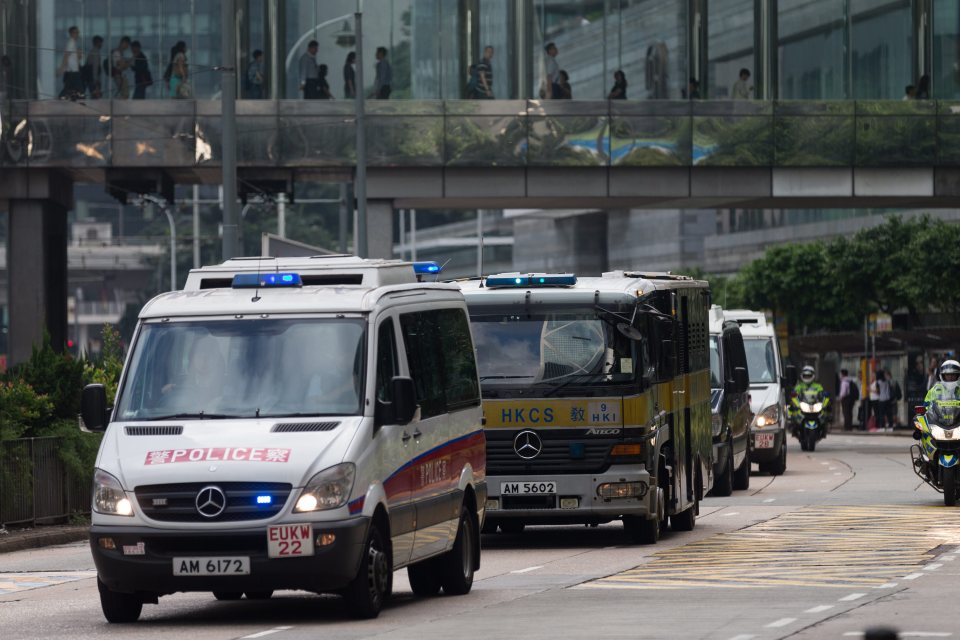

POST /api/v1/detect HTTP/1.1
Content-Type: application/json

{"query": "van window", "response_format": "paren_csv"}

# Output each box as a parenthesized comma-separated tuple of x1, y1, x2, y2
(743, 338, 777, 384)
(709, 335, 722, 389)
(400, 308, 480, 419)
(115, 318, 366, 420)
(376, 320, 398, 403)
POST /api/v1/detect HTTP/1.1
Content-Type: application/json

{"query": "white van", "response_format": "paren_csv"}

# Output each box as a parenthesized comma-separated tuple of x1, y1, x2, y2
(81, 256, 486, 622)
(722, 309, 787, 475)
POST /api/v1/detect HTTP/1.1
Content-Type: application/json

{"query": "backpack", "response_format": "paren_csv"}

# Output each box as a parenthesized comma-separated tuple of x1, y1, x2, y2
(849, 380, 860, 402)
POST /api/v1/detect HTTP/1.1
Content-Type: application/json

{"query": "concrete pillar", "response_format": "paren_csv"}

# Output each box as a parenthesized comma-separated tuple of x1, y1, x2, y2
(7, 200, 68, 365)
(366, 200, 395, 259)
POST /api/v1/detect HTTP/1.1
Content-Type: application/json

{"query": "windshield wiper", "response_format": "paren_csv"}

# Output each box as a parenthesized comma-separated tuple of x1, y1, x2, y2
(144, 412, 241, 421)
(256, 412, 331, 419)
(479, 375, 533, 381)
(541, 374, 607, 398)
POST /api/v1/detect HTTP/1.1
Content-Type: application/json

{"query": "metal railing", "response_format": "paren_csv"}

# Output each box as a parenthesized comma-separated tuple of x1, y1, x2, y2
(0, 437, 91, 527)
(2, 99, 958, 170)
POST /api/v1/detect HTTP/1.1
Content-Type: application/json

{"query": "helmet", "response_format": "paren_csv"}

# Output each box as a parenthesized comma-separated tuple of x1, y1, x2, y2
(800, 365, 815, 383)
(940, 359, 960, 392)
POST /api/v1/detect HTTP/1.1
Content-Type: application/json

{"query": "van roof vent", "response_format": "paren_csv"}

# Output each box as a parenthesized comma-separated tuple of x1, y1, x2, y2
(125, 425, 184, 436)
(271, 422, 340, 433)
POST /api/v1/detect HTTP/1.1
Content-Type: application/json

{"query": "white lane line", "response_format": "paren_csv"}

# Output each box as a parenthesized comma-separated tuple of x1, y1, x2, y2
(834, 472, 843, 476)
(794, 489, 806, 493)
(763, 498, 776, 503)
(511, 565, 544, 574)
(839, 592, 867, 602)
(900, 633, 953, 638)
(805, 604, 835, 613)
(829, 467, 838, 471)
(766, 618, 797, 628)
(924, 563, 943, 571)
(874, 582, 898, 589)
(242, 627, 294, 639)
(903, 572, 924, 580)
(727, 635, 756, 640)
(821, 462, 830, 465)
(721, 512, 740, 517)
(941, 555, 955, 561)
(820, 480, 829, 483)
(842, 633, 864, 637)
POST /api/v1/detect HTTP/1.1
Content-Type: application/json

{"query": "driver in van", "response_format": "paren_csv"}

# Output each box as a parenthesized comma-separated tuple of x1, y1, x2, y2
(925, 360, 960, 421)
(161, 336, 226, 409)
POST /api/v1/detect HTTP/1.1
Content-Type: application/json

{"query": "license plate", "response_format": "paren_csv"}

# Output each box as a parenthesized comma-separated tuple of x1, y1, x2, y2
(267, 524, 315, 558)
(173, 556, 250, 576)
(500, 481, 557, 495)
(754, 433, 775, 448)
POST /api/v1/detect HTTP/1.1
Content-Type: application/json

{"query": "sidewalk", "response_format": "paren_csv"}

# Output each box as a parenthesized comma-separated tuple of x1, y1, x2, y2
(0, 525, 88, 554)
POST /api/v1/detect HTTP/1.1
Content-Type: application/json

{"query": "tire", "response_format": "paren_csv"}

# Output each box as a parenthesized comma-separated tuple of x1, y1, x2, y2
(624, 487, 663, 544)
(407, 558, 442, 597)
(799, 436, 810, 452)
(807, 434, 817, 452)
(98, 578, 143, 623)
(213, 591, 243, 601)
(712, 440, 734, 497)
(733, 446, 751, 491)
(498, 521, 525, 534)
(768, 442, 787, 476)
(439, 505, 477, 596)
(244, 591, 273, 600)
(344, 521, 391, 619)
(671, 493, 697, 532)
(944, 465, 958, 507)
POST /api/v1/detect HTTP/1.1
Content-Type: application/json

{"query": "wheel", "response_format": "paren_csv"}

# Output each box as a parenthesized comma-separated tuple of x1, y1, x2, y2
(344, 521, 391, 619)
(407, 558, 442, 596)
(733, 446, 751, 491)
(768, 442, 787, 476)
(944, 465, 958, 507)
(671, 492, 697, 532)
(439, 505, 477, 595)
(498, 521, 525, 534)
(799, 436, 810, 452)
(98, 578, 143, 623)
(244, 591, 273, 600)
(807, 434, 817, 452)
(712, 440, 734, 497)
(213, 591, 243, 601)
(624, 487, 663, 544)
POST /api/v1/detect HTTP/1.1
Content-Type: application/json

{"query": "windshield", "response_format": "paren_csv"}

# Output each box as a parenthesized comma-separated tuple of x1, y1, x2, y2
(709, 336, 722, 389)
(115, 318, 366, 420)
(928, 399, 960, 428)
(743, 338, 777, 384)
(469, 309, 637, 388)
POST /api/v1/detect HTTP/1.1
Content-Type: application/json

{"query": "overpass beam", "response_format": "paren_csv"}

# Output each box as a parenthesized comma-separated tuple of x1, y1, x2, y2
(366, 200, 394, 259)
(7, 199, 68, 365)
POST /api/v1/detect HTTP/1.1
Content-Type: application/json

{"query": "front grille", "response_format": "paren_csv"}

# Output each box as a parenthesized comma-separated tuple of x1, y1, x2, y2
(135, 482, 292, 522)
(271, 422, 339, 433)
(125, 425, 183, 436)
(502, 495, 557, 510)
(486, 434, 615, 475)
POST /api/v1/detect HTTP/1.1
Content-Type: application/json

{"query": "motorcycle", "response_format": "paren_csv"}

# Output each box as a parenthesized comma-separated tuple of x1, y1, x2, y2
(789, 389, 830, 452)
(911, 400, 960, 506)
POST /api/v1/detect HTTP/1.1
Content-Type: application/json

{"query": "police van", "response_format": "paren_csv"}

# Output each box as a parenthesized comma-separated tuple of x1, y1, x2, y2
(708, 305, 752, 495)
(81, 256, 486, 622)
(723, 309, 788, 475)
(460, 271, 712, 543)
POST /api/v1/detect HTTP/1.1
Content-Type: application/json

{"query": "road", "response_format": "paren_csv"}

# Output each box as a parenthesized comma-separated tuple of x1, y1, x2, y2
(2, 433, 957, 640)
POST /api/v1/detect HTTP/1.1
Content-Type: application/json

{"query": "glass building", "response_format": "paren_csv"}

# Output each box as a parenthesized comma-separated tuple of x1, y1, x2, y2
(2, 0, 959, 102)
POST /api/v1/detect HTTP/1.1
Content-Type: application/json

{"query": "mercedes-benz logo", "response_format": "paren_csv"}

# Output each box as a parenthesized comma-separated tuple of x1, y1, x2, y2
(513, 430, 543, 460)
(195, 486, 227, 518)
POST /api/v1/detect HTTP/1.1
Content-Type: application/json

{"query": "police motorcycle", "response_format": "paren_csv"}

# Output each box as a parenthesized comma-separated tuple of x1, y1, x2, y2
(911, 360, 960, 506)
(789, 367, 830, 452)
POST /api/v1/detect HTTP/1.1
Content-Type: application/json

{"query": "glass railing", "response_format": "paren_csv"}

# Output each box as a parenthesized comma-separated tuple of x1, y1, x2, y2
(1, 99, 956, 169)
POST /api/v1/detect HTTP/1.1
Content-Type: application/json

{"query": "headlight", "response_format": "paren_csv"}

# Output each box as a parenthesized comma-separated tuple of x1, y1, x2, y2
(754, 404, 780, 428)
(711, 413, 722, 437)
(294, 463, 356, 512)
(800, 402, 823, 413)
(930, 426, 957, 440)
(93, 469, 133, 516)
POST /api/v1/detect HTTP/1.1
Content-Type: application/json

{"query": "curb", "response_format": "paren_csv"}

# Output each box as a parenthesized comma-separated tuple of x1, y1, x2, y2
(0, 526, 88, 554)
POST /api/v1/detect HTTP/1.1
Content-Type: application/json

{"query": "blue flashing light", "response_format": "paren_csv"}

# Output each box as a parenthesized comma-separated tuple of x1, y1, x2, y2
(232, 272, 303, 289)
(413, 261, 442, 275)
(485, 273, 578, 288)
(256, 495, 273, 505)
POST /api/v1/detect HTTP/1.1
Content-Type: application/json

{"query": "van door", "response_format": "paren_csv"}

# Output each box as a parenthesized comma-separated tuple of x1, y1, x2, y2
(374, 317, 415, 566)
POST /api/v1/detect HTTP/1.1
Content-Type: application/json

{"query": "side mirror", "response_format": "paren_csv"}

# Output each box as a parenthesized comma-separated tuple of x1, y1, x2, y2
(81, 384, 109, 432)
(391, 376, 417, 425)
(784, 365, 797, 388)
(733, 366, 749, 393)
(658, 339, 676, 379)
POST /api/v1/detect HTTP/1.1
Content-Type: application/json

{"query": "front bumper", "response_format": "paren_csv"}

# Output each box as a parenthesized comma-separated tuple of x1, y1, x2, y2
(749, 428, 785, 463)
(91, 517, 369, 596)
(484, 468, 653, 524)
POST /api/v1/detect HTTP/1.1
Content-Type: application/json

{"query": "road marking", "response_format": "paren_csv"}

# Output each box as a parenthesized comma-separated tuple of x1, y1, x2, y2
(242, 627, 293, 639)
(839, 592, 866, 602)
(794, 489, 806, 492)
(0, 571, 97, 596)
(821, 480, 829, 483)
(805, 604, 835, 613)
(766, 618, 797, 628)
(874, 582, 898, 589)
(903, 572, 924, 580)
(722, 512, 740, 517)
(941, 555, 955, 561)
(834, 472, 843, 476)
(727, 635, 756, 640)
(763, 498, 776, 503)
(924, 563, 943, 571)
(511, 565, 544, 574)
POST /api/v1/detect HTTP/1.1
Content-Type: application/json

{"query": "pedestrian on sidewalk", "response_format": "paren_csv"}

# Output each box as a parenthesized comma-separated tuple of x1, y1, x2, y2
(839, 368, 858, 431)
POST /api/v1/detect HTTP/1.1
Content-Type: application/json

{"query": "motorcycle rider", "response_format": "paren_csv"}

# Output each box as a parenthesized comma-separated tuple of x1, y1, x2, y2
(789, 365, 831, 434)
(925, 360, 960, 420)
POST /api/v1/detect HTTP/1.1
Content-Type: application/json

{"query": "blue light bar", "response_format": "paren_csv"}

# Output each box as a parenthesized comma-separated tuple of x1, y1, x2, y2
(485, 273, 577, 288)
(413, 261, 442, 275)
(232, 273, 302, 288)
(256, 495, 273, 505)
